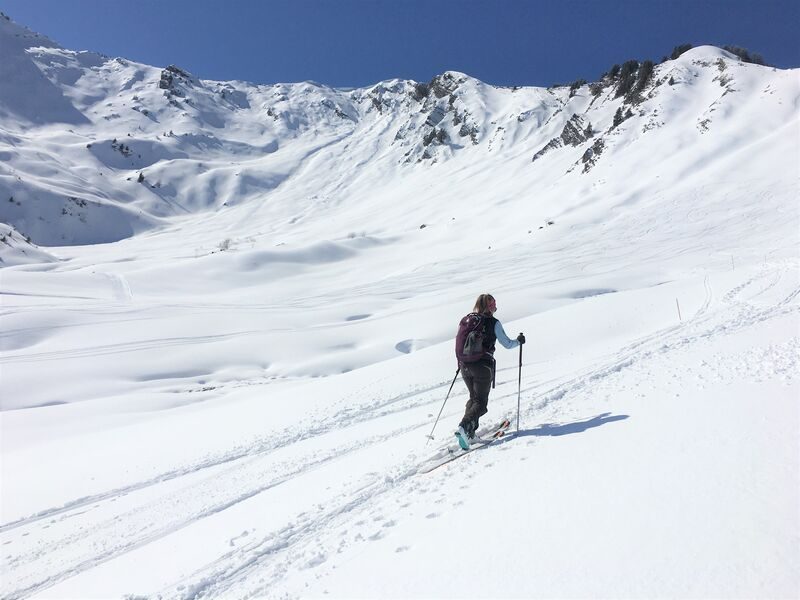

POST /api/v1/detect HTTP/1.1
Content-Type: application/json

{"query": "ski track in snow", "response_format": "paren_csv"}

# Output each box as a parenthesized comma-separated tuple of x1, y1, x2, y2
(2, 262, 797, 599)
(105, 272, 133, 302)
(0, 28, 798, 597)
(172, 265, 800, 600)
(0, 330, 262, 364)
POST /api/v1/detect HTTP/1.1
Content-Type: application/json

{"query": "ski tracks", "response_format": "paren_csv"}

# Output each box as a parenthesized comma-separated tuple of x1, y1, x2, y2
(133, 265, 800, 597)
(2, 263, 797, 599)
(0, 425, 421, 599)
(210, 267, 797, 597)
(0, 389, 432, 598)
(515, 262, 798, 434)
(159, 466, 416, 599)
(104, 272, 133, 303)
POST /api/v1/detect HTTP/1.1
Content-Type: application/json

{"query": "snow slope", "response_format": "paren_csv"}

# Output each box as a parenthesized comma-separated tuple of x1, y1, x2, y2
(0, 12, 799, 599)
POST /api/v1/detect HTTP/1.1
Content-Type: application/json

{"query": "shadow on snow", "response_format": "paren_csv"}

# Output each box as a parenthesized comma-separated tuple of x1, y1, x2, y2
(510, 412, 629, 439)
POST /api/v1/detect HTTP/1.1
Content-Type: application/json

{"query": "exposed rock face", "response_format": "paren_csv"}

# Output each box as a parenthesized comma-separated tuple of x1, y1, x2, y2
(561, 114, 593, 145)
(159, 65, 193, 98)
(320, 98, 356, 121)
(409, 72, 468, 103)
(425, 106, 446, 127)
(428, 72, 466, 98)
(581, 137, 605, 172)
(0, 15, 790, 247)
(410, 82, 429, 102)
(422, 127, 447, 147)
(458, 122, 478, 144)
(405, 72, 480, 160)
(532, 114, 594, 162)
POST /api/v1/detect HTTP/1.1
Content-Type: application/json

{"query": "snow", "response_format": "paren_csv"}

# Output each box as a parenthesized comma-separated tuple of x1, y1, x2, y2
(1, 12, 799, 599)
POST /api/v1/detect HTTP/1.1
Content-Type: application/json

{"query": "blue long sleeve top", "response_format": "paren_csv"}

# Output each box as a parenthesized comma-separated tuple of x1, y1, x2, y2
(494, 320, 520, 349)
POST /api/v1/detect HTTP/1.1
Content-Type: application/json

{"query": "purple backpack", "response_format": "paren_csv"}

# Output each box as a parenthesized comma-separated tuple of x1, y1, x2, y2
(455, 313, 488, 363)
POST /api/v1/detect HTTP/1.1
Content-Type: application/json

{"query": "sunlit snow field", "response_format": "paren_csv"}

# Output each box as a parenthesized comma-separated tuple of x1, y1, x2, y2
(1, 14, 798, 598)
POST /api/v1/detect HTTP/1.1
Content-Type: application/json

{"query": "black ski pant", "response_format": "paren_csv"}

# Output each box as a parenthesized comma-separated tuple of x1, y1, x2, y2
(458, 360, 494, 437)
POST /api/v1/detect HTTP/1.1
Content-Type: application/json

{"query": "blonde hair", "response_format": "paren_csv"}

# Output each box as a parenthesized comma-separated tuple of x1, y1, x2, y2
(472, 293, 495, 314)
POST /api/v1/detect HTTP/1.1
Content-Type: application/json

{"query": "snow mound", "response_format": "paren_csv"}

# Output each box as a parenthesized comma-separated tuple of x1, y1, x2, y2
(678, 45, 745, 63)
(0, 12, 797, 599)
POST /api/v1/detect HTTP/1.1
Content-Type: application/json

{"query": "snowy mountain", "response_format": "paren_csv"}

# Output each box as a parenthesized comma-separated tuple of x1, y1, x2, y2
(1, 11, 798, 599)
(1, 11, 796, 251)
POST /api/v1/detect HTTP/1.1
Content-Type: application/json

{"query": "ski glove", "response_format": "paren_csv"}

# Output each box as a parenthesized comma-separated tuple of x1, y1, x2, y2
(517, 333, 526, 344)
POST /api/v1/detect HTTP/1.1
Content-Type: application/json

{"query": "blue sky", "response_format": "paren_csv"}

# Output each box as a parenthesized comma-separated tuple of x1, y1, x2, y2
(1, 0, 797, 87)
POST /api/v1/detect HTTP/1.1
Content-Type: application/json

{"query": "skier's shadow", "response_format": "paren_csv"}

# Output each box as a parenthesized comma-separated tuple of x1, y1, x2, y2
(501, 412, 629, 442)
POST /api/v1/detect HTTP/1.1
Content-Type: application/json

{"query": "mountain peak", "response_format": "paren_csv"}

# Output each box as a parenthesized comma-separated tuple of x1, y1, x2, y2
(0, 11, 91, 126)
(0, 15, 796, 247)
(0, 11, 60, 50)
(676, 44, 763, 65)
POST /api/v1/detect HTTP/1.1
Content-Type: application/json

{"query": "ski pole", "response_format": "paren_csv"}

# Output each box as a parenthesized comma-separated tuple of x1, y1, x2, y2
(426, 368, 460, 444)
(516, 339, 523, 433)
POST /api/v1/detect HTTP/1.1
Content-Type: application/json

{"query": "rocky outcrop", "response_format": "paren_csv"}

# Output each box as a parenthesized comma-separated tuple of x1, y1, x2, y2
(580, 137, 605, 172)
(405, 72, 480, 160)
(428, 72, 466, 98)
(159, 65, 193, 99)
(532, 114, 594, 162)
(425, 105, 446, 127)
(320, 98, 356, 122)
(410, 72, 467, 102)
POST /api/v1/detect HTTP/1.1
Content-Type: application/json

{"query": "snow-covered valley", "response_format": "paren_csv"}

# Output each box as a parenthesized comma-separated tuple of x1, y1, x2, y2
(0, 12, 798, 599)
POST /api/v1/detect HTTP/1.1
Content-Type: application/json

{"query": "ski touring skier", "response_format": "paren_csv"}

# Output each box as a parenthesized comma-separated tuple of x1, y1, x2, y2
(454, 293, 525, 450)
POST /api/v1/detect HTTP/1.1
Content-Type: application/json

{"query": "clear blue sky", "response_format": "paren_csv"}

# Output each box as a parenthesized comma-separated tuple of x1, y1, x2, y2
(1, 0, 797, 87)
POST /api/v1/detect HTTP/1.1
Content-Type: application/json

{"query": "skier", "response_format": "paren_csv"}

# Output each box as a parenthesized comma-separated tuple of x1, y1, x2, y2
(455, 294, 525, 449)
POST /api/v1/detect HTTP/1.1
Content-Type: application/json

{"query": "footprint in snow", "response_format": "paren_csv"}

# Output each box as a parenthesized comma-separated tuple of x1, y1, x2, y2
(302, 552, 327, 569)
(425, 512, 440, 519)
(395, 546, 410, 553)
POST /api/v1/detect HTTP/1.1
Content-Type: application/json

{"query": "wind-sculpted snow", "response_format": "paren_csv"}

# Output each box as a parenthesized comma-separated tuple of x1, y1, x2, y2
(0, 12, 798, 599)
(1, 263, 797, 598)
(237, 241, 357, 269)
(0, 14, 88, 126)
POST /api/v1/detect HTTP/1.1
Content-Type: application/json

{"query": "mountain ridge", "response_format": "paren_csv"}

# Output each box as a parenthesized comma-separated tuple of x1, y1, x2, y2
(0, 14, 797, 597)
(0, 11, 797, 254)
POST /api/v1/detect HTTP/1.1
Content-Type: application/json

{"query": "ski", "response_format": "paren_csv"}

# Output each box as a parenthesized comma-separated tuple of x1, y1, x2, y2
(417, 419, 511, 475)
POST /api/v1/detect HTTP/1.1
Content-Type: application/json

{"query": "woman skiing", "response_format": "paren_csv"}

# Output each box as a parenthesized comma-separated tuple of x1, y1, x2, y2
(454, 293, 524, 449)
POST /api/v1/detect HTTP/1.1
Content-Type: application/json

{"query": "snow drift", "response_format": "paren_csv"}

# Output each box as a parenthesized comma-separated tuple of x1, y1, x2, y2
(0, 11, 798, 600)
